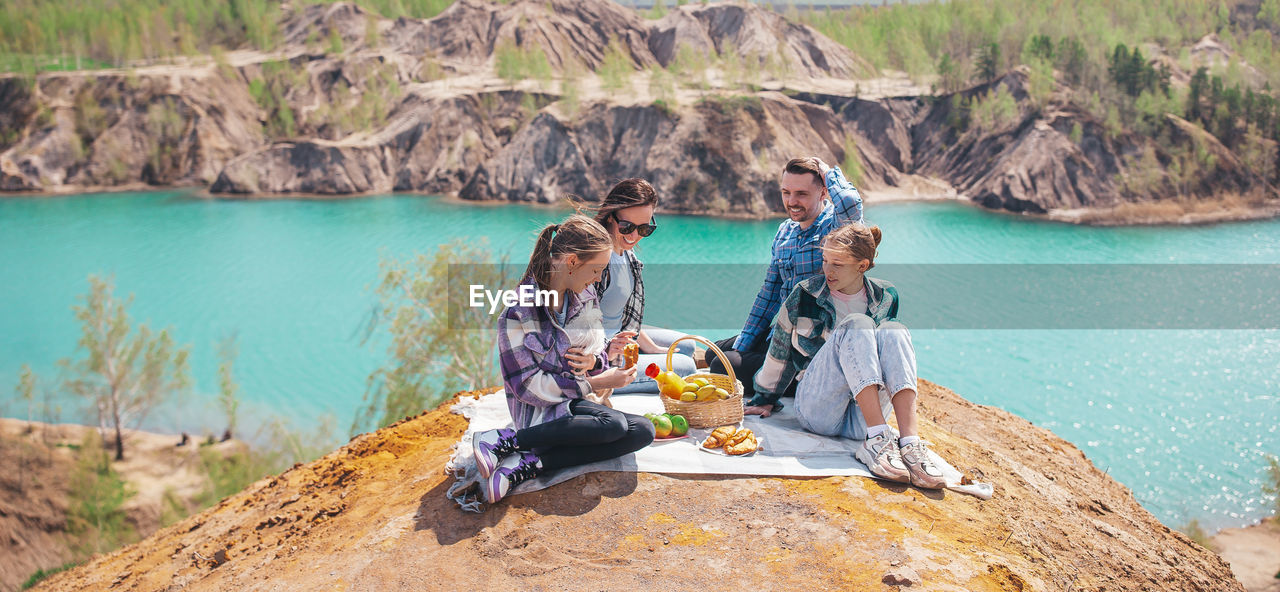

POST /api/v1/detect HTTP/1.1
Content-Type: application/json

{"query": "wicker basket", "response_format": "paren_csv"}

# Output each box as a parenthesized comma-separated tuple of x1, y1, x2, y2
(659, 336, 744, 428)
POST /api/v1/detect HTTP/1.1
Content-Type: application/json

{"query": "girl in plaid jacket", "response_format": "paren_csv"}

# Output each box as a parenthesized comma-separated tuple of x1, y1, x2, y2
(474, 214, 655, 503)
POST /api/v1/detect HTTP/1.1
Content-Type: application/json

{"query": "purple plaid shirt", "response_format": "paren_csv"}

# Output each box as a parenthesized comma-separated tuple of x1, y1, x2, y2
(497, 277, 610, 429)
(734, 166, 864, 351)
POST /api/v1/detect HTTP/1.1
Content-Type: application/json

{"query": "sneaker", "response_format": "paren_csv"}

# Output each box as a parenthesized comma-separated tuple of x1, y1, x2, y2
(899, 440, 947, 489)
(854, 431, 910, 482)
(483, 451, 542, 504)
(472, 428, 518, 479)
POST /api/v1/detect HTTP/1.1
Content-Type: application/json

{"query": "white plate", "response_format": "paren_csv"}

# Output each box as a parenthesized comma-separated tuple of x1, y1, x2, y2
(696, 435, 763, 457)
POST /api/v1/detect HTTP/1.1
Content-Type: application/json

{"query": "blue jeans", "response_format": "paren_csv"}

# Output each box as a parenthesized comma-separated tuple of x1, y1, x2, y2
(613, 326, 697, 394)
(794, 314, 917, 441)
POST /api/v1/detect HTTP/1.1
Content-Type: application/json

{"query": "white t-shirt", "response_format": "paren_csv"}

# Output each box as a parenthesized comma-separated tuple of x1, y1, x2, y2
(830, 286, 867, 322)
(598, 251, 632, 335)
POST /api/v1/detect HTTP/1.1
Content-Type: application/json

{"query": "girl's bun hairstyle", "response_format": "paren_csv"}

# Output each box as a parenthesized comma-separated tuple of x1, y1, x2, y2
(824, 222, 882, 269)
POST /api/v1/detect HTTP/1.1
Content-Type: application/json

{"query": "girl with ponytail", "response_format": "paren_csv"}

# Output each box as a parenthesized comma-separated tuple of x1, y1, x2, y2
(748, 222, 952, 490)
(474, 214, 655, 504)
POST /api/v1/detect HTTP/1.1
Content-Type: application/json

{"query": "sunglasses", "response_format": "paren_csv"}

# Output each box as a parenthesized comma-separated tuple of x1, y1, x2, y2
(612, 213, 657, 237)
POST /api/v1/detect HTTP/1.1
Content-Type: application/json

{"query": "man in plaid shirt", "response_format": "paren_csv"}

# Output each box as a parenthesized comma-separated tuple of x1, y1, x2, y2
(708, 157, 864, 407)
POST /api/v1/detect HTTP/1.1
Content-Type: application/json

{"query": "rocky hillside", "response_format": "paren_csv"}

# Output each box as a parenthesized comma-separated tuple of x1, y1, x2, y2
(1, 0, 1277, 223)
(28, 380, 1242, 591)
(0, 420, 244, 592)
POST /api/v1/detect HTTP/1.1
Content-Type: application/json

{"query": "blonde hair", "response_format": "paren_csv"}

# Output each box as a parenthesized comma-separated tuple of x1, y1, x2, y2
(824, 222, 883, 269)
(522, 214, 613, 290)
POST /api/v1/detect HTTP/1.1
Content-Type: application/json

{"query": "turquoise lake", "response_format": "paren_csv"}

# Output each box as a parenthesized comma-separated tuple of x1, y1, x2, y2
(1, 191, 1277, 530)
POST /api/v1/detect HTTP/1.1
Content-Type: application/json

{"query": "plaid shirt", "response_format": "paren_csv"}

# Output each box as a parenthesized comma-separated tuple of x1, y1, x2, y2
(497, 277, 610, 429)
(734, 166, 864, 352)
(595, 249, 645, 334)
(749, 274, 900, 409)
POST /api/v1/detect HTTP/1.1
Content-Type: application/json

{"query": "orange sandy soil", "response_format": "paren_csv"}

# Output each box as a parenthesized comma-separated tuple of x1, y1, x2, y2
(31, 380, 1242, 591)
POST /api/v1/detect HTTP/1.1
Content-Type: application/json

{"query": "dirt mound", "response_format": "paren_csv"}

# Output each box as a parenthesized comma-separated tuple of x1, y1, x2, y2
(30, 381, 1241, 591)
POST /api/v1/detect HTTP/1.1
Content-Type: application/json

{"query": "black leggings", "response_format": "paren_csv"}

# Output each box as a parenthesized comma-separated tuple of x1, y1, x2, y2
(515, 399, 655, 471)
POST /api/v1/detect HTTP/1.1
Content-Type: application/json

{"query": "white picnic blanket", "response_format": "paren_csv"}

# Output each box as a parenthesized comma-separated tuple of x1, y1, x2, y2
(445, 391, 993, 511)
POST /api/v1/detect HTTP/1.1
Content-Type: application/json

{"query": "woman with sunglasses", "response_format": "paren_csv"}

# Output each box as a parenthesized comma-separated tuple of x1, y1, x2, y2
(591, 178, 699, 394)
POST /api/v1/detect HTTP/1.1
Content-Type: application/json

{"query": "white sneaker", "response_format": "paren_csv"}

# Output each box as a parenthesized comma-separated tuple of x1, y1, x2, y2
(899, 440, 946, 489)
(854, 431, 910, 482)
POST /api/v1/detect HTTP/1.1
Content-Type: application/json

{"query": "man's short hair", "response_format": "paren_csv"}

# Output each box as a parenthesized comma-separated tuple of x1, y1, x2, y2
(783, 157, 823, 187)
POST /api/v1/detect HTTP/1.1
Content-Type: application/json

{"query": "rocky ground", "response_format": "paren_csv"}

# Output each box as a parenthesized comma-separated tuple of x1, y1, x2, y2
(0, 0, 1276, 224)
(23, 380, 1245, 591)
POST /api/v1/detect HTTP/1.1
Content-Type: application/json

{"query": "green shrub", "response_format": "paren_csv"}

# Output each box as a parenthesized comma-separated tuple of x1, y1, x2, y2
(697, 94, 762, 116)
(73, 89, 108, 144)
(645, 0, 667, 19)
(1027, 57, 1054, 112)
(969, 84, 1019, 132)
(418, 57, 445, 82)
(1264, 454, 1280, 516)
(21, 563, 78, 590)
(560, 75, 581, 118)
(841, 136, 865, 187)
(248, 60, 306, 139)
(66, 434, 135, 557)
(648, 66, 676, 107)
(597, 38, 634, 93)
(936, 53, 966, 95)
(146, 97, 185, 177)
(328, 28, 344, 55)
(668, 45, 709, 90)
(494, 40, 552, 86)
(1178, 518, 1215, 550)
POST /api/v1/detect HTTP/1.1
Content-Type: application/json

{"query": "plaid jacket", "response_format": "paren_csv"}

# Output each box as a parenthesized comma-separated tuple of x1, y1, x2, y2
(595, 249, 645, 334)
(734, 165, 864, 352)
(497, 277, 610, 429)
(749, 274, 900, 409)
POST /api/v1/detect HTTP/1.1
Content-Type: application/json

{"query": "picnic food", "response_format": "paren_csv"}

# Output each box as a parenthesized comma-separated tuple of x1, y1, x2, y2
(652, 414, 673, 438)
(724, 429, 758, 455)
(702, 426, 737, 449)
(669, 414, 689, 437)
(655, 370, 689, 399)
(623, 343, 639, 369)
(645, 413, 688, 438)
(702, 426, 758, 455)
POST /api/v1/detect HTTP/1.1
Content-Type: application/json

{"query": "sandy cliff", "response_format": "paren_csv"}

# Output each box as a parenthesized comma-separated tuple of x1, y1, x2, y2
(28, 380, 1242, 591)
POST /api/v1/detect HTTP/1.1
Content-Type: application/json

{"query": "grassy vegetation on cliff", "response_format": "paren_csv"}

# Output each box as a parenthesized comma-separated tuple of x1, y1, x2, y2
(0, 0, 452, 73)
